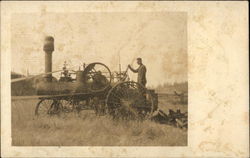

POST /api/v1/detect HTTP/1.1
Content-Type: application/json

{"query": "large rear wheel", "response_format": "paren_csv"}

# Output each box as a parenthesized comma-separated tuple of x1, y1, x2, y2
(106, 81, 154, 120)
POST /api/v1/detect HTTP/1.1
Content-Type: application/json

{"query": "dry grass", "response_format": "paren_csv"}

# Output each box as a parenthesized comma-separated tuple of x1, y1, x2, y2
(11, 95, 187, 146)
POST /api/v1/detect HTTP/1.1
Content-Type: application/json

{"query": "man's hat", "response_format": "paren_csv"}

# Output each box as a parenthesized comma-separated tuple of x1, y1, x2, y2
(137, 57, 142, 61)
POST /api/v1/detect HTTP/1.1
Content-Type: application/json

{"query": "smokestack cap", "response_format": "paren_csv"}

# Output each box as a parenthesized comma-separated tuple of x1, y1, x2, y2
(43, 36, 54, 52)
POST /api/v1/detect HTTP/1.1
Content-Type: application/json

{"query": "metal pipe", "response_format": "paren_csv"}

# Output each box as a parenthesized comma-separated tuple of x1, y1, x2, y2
(43, 36, 54, 82)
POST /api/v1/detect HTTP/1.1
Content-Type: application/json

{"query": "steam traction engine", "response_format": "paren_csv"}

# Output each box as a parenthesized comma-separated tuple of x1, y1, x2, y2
(35, 36, 158, 119)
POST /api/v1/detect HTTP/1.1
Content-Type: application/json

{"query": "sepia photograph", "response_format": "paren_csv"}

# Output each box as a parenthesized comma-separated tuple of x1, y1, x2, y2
(1, 1, 248, 158)
(11, 12, 188, 146)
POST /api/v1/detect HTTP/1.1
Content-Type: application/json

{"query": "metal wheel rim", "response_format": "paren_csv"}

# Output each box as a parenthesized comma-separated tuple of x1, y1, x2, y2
(105, 81, 154, 119)
(35, 99, 61, 116)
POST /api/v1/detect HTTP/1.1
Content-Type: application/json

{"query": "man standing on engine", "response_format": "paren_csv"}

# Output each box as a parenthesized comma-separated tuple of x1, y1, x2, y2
(128, 58, 147, 87)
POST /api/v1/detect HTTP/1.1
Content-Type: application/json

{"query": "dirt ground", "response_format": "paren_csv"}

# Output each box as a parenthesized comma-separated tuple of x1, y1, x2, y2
(11, 94, 187, 146)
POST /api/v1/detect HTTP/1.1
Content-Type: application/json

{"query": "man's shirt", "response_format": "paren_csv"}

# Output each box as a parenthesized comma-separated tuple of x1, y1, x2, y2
(130, 64, 147, 86)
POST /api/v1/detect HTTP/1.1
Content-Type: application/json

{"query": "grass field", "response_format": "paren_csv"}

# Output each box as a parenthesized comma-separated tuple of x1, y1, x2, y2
(11, 94, 187, 146)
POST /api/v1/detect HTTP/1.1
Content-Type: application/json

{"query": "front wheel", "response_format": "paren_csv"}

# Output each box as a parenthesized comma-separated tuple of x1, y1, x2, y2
(35, 99, 61, 116)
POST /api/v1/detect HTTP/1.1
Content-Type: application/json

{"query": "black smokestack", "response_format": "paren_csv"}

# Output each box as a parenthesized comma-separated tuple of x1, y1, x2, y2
(43, 36, 54, 82)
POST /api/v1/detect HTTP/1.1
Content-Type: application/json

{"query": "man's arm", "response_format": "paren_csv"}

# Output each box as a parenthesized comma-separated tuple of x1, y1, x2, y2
(128, 65, 138, 73)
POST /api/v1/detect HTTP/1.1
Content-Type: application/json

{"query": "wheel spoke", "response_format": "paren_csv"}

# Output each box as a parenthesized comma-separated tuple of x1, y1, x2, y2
(36, 99, 63, 116)
(106, 81, 154, 120)
(110, 92, 122, 100)
(60, 99, 74, 112)
(123, 87, 130, 100)
(115, 88, 125, 98)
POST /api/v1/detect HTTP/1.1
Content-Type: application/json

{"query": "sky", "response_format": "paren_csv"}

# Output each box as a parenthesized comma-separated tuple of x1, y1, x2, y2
(11, 12, 187, 87)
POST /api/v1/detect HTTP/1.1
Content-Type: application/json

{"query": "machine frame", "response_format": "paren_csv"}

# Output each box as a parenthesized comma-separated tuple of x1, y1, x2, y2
(35, 62, 158, 119)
